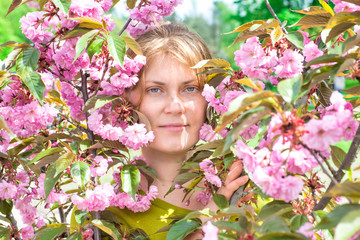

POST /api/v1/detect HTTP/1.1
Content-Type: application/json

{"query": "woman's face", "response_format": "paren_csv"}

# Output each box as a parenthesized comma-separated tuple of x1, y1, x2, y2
(128, 54, 207, 155)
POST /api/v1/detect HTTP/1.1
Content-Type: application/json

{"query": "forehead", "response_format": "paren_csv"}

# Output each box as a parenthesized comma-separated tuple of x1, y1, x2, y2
(144, 54, 197, 83)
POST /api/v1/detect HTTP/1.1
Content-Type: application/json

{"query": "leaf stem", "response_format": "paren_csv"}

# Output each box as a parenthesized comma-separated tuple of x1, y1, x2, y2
(265, 0, 288, 34)
(314, 125, 360, 211)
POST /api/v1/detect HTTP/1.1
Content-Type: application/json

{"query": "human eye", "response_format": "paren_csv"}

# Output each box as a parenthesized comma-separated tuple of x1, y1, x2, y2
(184, 86, 199, 93)
(147, 87, 161, 94)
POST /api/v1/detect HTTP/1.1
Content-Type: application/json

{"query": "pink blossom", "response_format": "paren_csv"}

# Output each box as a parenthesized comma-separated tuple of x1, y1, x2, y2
(274, 49, 304, 79)
(0, 181, 17, 200)
(72, 183, 115, 212)
(202, 221, 219, 240)
(297, 222, 315, 240)
(0, 129, 10, 154)
(303, 41, 323, 62)
(99, 0, 113, 12)
(82, 228, 94, 240)
(234, 37, 265, 68)
(21, 225, 35, 240)
(199, 159, 216, 174)
(36, 218, 46, 228)
(16, 171, 30, 186)
(121, 123, 155, 150)
(234, 139, 255, 171)
(286, 147, 318, 175)
(332, 0, 360, 12)
(205, 173, 222, 188)
(223, 90, 244, 108)
(241, 124, 258, 140)
(199, 124, 218, 142)
(20, 11, 54, 44)
(90, 156, 110, 177)
(302, 115, 343, 151)
(277, 175, 304, 202)
(196, 190, 212, 206)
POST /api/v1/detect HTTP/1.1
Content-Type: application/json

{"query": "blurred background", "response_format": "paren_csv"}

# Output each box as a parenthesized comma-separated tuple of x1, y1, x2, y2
(0, 0, 319, 64)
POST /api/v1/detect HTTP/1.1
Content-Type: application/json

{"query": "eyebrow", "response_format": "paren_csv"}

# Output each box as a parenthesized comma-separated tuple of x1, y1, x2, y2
(146, 80, 197, 85)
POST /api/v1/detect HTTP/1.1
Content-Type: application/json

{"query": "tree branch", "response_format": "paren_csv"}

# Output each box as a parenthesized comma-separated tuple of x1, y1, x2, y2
(265, 0, 288, 34)
(313, 125, 360, 211)
(118, 18, 132, 36)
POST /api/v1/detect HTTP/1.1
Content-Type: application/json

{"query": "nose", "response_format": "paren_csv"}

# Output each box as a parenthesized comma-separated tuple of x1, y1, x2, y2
(164, 94, 185, 114)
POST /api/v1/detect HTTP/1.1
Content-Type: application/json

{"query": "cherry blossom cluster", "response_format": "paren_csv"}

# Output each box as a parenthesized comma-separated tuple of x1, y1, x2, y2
(0, 77, 58, 141)
(127, 0, 182, 38)
(234, 91, 358, 202)
(331, 0, 360, 12)
(71, 180, 158, 213)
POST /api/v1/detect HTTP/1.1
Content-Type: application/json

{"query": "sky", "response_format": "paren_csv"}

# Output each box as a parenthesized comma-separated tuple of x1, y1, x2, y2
(114, 0, 235, 21)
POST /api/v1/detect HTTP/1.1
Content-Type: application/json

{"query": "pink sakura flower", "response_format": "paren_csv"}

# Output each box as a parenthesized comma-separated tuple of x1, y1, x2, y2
(0, 129, 10, 154)
(205, 173, 222, 188)
(286, 147, 318, 175)
(202, 221, 219, 240)
(112, 185, 158, 212)
(0, 181, 17, 200)
(20, 11, 53, 44)
(242, 66, 269, 80)
(121, 123, 155, 150)
(99, 0, 113, 12)
(277, 175, 304, 202)
(69, 0, 104, 19)
(72, 183, 115, 212)
(223, 90, 244, 108)
(16, 171, 30, 186)
(302, 115, 343, 151)
(21, 225, 35, 240)
(234, 37, 265, 68)
(297, 222, 315, 240)
(332, 0, 360, 12)
(202, 84, 227, 114)
(241, 124, 258, 140)
(196, 190, 212, 206)
(199, 159, 216, 174)
(234, 139, 255, 171)
(36, 218, 46, 229)
(199, 124, 218, 142)
(299, 30, 311, 45)
(82, 228, 94, 240)
(303, 41, 323, 62)
(274, 49, 304, 79)
(90, 156, 111, 177)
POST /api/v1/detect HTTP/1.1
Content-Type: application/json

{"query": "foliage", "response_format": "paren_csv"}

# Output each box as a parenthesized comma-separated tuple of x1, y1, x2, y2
(0, 0, 360, 240)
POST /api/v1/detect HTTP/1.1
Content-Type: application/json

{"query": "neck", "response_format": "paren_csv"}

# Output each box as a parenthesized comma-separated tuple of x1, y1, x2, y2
(142, 147, 187, 186)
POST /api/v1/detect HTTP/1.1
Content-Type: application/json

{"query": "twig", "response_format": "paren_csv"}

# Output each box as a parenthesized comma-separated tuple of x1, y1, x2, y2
(301, 143, 338, 185)
(118, 18, 132, 36)
(314, 126, 360, 211)
(265, 0, 288, 34)
(318, 152, 337, 176)
(58, 113, 87, 133)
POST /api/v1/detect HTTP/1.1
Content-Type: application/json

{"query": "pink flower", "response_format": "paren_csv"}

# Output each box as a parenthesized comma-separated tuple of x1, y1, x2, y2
(277, 175, 304, 202)
(286, 147, 318, 175)
(303, 115, 343, 151)
(121, 123, 155, 150)
(199, 159, 216, 174)
(241, 124, 258, 140)
(0, 181, 17, 200)
(199, 124, 218, 142)
(196, 190, 212, 206)
(21, 225, 34, 240)
(297, 222, 315, 240)
(303, 41, 323, 62)
(205, 173, 222, 187)
(0, 129, 10, 154)
(274, 49, 304, 79)
(90, 156, 110, 177)
(82, 228, 94, 240)
(234, 37, 265, 68)
(202, 221, 219, 240)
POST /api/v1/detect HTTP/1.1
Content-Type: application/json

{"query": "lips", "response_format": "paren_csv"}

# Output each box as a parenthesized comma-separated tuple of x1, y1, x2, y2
(159, 124, 188, 132)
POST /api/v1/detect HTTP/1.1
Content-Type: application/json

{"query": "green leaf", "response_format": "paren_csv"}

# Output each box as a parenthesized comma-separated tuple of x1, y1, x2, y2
(316, 204, 360, 229)
(290, 215, 309, 231)
(166, 219, 201, 240)
(259, 215, 291, 234)
(44, 163, 63, 200)
(258, 200, 293, 220)
(55, 151, 75, 176)
(213, 221, 243, 232)
(0, 199, 13, 217)
(52, 0, 71, 15)
(5, 0, 22, 16)
(80, 139, 93, 151)
(94, 95, 121, 110)
(277, 75, 302, 103)
(327, 181, 360, 199)
(22, 71, 45, 103)
(74, 210, 88, 225)
(71, 161, 91, 189)
(334, 209, 360, 240)
(62, 27, 92, 40)
(34, 225, 67, 240)
(39, 0, 49, 10)
(127, 0, 137, 9)
(17, 47, 40, 73)
(165, 172, 199, 197)
(306, 54, 344, 67)
(91, 219, 121, 240)
(212, 193, 229, 210)
(87, 38, 104, 62)
(121, 36, 143, 55)
(257, 232, 307, 240)
(74, 30, 99, 63)
(121, 165, 141, 200)
(331, 145, 347, 168)
(0, 226, 11, 240)
(286, 31, 304, 50)
(27, 147, 64, 165)
(107, 35, 126, 66)
(67, 232, 82, 240)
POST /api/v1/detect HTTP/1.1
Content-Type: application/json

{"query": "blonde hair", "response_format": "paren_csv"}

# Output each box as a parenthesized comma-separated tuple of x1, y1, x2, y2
(128, 23, 212, 88)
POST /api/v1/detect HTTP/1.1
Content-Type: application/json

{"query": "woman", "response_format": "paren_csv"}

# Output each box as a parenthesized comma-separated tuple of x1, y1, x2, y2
(107, 23, 248, 239)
